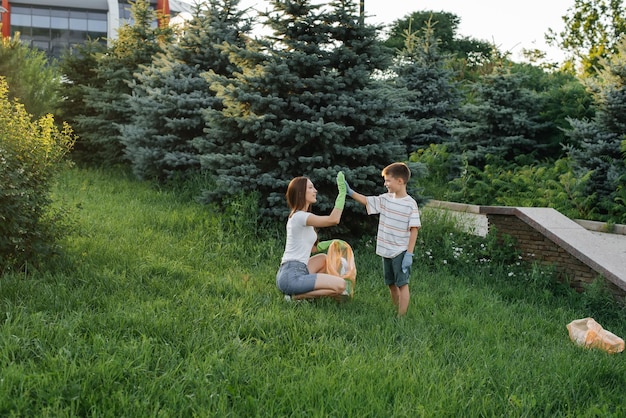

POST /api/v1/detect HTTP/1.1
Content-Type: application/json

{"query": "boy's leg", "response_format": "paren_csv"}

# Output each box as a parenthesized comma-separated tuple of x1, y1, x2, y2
(383, 257, 399, 306)
(397, 284, 410, 316)
(388, 284, 400, 306)
(384, 254, 410, 315)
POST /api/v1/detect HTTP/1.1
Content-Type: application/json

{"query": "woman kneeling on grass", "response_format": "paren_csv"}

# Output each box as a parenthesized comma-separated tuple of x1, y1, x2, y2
(276, 172, 350, 302)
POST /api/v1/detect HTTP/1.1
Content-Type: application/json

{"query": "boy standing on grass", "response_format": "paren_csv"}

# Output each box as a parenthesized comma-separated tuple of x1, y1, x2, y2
(346, 163, 421, 316)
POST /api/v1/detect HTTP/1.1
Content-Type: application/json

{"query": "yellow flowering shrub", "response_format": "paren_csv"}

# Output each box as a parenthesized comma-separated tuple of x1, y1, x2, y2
(0, 77, 75, 271)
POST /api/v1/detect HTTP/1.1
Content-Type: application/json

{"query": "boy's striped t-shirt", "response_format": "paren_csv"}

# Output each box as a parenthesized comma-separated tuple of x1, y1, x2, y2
(366, 193, 421, 258)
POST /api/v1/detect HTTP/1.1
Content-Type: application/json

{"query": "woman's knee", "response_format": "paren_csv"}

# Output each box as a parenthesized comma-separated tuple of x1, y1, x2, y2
(316, 274, 345, 293)
(308, 254, 327, 273)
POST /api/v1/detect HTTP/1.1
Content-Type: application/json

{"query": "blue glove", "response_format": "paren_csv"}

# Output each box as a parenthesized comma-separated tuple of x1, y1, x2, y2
(402, 252, 413, 273)
(345, 179, 354, 196)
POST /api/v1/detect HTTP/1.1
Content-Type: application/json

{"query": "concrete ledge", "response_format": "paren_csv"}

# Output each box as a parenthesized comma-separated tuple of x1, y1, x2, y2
(428, 201, 626, 236)
(575, 219, 626, 235)
(427, 200, 481, 214)
(425, 200, 487, 236)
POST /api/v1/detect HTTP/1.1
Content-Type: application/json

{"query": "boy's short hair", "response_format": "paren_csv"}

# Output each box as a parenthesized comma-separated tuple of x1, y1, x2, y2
(382, 162, 411, 184)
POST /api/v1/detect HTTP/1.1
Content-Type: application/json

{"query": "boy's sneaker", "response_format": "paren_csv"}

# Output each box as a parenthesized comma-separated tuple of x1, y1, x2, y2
(284, 294, 293, 302)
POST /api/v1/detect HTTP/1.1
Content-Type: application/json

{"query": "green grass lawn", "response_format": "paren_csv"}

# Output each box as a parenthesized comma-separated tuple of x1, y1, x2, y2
(1, 167, 625, 417)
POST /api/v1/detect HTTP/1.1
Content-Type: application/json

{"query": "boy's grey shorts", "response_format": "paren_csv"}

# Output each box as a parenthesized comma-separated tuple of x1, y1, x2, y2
(383, 251, 411, 287)
(276, 260, 317, 295)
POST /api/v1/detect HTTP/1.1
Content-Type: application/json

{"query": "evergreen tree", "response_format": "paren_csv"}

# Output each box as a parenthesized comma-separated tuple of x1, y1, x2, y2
(518, 65, 596, 158)
(74, 0, 174, 166)
(565, 37, 626, 221)
(122, 0, 252, 181)
(394, 20, 461, 153)
(197, 0, 412, 228)
(57, 39, 107, 163)
(450, 66, 549, 169)
(0, 35, 61, 119)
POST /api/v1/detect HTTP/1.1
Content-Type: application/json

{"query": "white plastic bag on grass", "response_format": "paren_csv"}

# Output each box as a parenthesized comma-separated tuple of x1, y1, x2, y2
(566, 317, 624, 354)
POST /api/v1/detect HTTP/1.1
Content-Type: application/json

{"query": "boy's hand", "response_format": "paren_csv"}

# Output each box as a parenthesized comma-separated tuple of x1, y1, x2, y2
(345, 179, 354, 196)
(402, 252, 413, 273)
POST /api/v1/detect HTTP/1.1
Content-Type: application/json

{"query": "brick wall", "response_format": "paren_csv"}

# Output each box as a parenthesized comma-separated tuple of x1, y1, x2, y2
(487, 214, 624, 298)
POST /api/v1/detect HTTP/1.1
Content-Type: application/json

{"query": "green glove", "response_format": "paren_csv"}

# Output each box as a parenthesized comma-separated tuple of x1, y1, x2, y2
(334, 171, 347, 210)
(316, 239, 347, 252)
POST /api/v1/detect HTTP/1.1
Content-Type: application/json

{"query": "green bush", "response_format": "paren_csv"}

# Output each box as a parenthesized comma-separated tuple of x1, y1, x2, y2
(409, 144, 464, 200)
(0, 77, 75, 272)
(445, 157, 597, 219)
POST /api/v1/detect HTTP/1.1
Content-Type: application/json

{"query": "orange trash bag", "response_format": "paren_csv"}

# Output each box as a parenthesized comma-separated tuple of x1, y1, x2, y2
(566, 317, 625, 354)
(325, 240, 357, 297)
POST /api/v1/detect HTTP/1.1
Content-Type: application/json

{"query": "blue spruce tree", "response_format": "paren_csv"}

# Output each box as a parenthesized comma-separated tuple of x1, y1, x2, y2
(565, 37, 626, 222)
(197, 0, 412, 230)
(394, 19, 461, 153)
(450, 66, 548, 169)
(74, 0, 174, 166)
(123, 0, 252, 181)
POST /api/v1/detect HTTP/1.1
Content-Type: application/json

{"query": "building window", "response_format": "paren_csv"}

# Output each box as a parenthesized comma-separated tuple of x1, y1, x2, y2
(7, 1, 182, 59)
(10, 5, 107, 58)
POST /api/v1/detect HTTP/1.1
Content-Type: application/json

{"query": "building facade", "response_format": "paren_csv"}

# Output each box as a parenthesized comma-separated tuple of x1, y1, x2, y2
(0, 0, 192, 57)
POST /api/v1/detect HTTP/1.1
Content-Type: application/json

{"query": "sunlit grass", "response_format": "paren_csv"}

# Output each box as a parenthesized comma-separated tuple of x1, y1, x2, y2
(1, 167, 625, 417)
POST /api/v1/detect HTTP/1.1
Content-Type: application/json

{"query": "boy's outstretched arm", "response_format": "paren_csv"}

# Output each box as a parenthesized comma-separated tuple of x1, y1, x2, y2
(345, 178, 367, 206)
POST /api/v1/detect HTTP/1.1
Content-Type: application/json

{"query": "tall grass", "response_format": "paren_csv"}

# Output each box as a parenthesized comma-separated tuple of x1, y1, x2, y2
(1, 167, 625, 417)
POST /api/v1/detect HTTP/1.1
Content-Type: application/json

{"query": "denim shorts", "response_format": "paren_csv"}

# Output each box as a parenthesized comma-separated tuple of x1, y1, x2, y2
(276, 260, 317, 295)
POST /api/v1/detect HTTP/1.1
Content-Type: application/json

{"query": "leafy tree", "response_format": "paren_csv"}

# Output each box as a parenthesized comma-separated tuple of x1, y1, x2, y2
(409, 144, 461, 200)
(384, 10, 495, 83)
(122, 0, 252, 181)
(0, 77, 75, 272)
(565, 37, 626, 222)
(0, 34, 61, 119)
(197, 0, 412, 230)
(73, 0, 174, 165)
(546, 0, 626, 76)
(510, 62, 596, 158)
(384, 10, 492, 60)
(449, 66, 549, 169)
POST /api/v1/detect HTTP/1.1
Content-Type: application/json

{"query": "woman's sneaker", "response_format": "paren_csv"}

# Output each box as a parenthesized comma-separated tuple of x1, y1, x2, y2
(344, 280, 353, 296)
